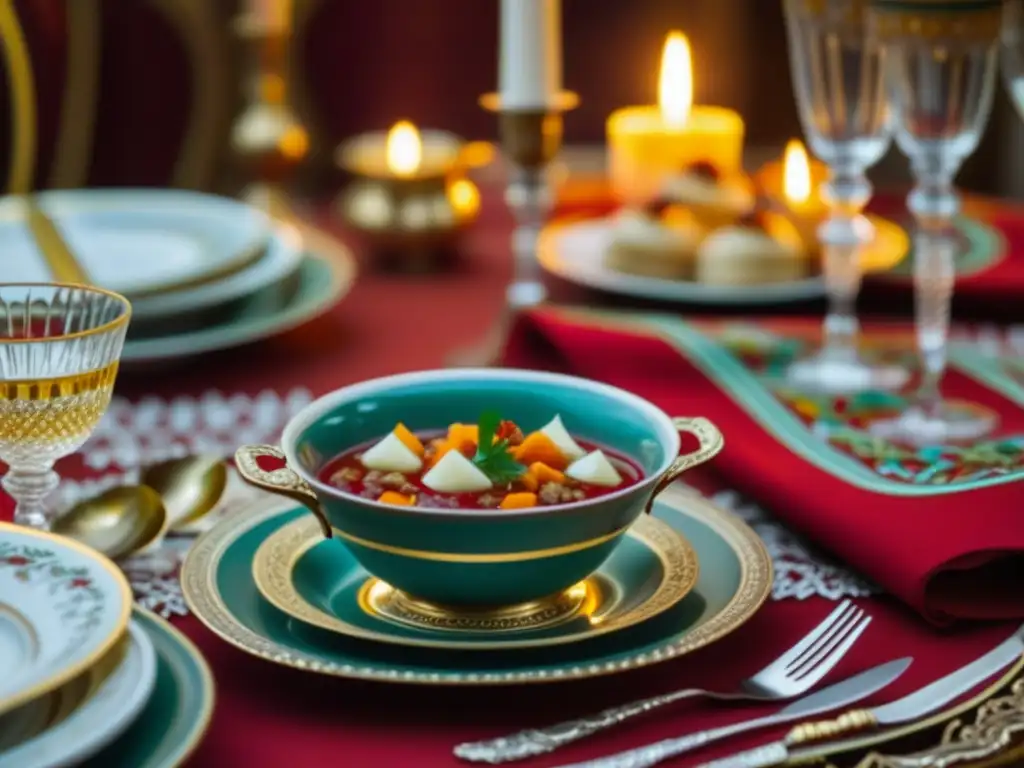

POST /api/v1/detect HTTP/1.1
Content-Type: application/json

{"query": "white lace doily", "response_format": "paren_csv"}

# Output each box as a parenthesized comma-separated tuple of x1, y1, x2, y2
(702, 488, 878, 601)
(56, 389, 877, 618)
(55, 388, 313, 618)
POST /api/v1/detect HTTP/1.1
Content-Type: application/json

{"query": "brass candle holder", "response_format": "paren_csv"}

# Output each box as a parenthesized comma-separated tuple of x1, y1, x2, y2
(449, 91, 578, 365)
(229, 12, 310, 199)
(334, 127, 484, 271)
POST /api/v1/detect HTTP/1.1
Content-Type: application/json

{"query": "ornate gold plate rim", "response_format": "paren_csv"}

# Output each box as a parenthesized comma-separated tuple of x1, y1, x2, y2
(180, 487, 772, 685)
(250, 513, 700, 650)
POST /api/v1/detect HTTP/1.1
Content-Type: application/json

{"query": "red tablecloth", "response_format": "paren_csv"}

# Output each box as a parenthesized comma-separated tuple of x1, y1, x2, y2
(1, 192, 1022, 767)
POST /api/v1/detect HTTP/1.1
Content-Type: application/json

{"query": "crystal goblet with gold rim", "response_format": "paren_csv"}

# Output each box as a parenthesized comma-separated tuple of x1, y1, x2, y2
(0, 283, 130, 529)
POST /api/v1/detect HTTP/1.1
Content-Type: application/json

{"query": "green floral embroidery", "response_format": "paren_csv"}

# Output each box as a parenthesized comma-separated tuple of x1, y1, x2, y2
(711, 323, 1024, 487)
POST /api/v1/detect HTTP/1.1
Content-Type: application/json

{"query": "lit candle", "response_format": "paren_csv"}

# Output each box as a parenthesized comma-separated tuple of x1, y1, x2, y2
(338, 121, 462, 180)
(756, 138, 829, 209)
(607, 32, 745, 206)
(334, 121, 483, 263)
(780, 139, 827, 251)
(498, 0, 562, 109)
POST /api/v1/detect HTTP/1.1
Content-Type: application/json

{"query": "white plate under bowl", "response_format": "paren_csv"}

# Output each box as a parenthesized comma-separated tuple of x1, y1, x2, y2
(0, 189, 269, 298)
(130, 223, 304, 321)
(538, 217, 827, 305)
(0, 620, 157, 768)
(0, 523, 132, 717)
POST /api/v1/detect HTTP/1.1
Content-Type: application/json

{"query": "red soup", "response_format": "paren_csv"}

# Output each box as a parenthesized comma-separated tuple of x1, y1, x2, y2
(318, 413, 644, 510)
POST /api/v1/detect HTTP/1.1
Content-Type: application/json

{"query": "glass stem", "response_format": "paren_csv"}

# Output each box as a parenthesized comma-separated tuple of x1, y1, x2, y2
(505, 165, 552, 310)
(817, 166, 872, 359)
(907, 157, 959, 418)
(4, 465, 59, 529)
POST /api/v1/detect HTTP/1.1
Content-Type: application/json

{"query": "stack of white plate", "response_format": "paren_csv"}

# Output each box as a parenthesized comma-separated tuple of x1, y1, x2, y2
(0, 189, 356, 365)
(0, 522, 214, 768)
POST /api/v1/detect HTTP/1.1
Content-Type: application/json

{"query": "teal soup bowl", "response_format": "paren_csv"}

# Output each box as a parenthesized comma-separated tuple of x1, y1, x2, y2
(235, 369, 723, 606)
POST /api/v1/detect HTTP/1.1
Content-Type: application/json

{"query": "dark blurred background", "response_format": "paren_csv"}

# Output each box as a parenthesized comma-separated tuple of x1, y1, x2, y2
(1, 0, 1020, 196)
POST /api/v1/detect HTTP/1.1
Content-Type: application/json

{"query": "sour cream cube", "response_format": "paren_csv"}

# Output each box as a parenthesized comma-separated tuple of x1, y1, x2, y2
(422, 450, 493, 493)
(566, 450, 623, 487)
(360, 432, 422, 473)
(539, 414, 586, 460)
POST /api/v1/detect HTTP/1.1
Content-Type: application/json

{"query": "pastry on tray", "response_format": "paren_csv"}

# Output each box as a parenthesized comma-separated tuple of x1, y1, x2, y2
(695, 210, 807, 286)
(605, 202, 703, 280)
(663, 161, 755, 231)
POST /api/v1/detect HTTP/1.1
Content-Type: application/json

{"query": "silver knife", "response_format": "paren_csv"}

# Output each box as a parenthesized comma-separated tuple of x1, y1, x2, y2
(550, 658, 912, 768)
(701, 624, 1024, 768)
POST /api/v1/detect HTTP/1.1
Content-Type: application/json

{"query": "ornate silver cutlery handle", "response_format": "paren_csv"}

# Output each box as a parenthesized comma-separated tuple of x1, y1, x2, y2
(453, 688, 713, 763)
(554, 715, 781, 768)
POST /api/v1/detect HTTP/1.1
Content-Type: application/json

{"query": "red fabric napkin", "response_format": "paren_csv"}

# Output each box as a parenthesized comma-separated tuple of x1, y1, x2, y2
(502, 307, 1024, 624)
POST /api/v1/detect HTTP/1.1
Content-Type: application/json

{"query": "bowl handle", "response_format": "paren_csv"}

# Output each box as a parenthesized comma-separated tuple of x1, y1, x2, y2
(644, 417, 725, 514)
(234, 445, 333, 539)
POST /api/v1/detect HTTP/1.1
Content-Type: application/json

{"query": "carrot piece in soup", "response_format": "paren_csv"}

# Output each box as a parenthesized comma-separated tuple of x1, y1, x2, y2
(379, 490, 416, 506)
(447, 423, 479, 447)
(512, 432, 568, 470)
(500, 492, 538, 509)
(518, 470, 539, 492)
(393, 423, 425, 456)
(529, 461, 566, 485)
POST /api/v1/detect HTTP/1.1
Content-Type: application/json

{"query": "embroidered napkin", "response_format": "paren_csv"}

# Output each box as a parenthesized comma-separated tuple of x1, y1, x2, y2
(502, 307, 1024, 623)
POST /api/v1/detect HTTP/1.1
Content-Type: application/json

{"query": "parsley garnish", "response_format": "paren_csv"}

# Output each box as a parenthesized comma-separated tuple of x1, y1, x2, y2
(473, 411, 526, 484)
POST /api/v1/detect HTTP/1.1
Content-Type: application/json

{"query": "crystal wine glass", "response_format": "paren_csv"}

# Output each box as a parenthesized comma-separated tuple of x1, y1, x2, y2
(783, 0, 910, 394)
(0, 284, 130, 528)
(868, 0, 1001, 445)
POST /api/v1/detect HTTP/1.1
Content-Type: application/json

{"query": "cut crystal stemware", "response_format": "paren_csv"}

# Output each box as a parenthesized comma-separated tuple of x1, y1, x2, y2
(783, 0, 910, 394)
(868, 0, 1001, 445)
(0, 284, 130, 528)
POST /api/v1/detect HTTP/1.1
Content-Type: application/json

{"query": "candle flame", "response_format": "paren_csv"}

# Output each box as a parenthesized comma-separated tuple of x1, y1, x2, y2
(658, 31, 693, 129)
(386, 120, 422, 176)
(783, 139, 812, 205)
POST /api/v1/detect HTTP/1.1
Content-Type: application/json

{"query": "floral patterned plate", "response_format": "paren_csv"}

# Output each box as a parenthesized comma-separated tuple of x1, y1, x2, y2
(0, 523, 132, 717)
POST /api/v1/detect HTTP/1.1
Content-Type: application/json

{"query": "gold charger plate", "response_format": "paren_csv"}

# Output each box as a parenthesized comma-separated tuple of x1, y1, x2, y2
(181, 486, 771, 685)
(250, 513, 700, 651)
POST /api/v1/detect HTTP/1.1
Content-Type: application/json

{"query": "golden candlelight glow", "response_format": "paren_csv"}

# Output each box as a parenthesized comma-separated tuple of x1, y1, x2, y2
(658, 32, 693, 129)
(448, 178, 480, 217)
(386, 120, 422, 176)
(783, 138, 812, 205)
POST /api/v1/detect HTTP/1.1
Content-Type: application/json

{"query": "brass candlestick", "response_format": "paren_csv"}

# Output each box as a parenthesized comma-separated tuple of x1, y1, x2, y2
(449, 91, 578, 365)
(484, 91, 578, 308)
(229, 13, 310, 200)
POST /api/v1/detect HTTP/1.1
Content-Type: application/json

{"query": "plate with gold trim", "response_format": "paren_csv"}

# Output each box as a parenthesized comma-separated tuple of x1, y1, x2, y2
(122, 252, 354, 365)
(78, 608, 215, 768)
(0, 189, 268, 299)
(251, 513, 699, 650)
(0, 523, 132, 717)
(181, 485, 772, 685)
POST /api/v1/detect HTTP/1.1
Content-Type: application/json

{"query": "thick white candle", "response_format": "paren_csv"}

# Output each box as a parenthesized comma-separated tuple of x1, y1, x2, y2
(498, 0, 562, 110)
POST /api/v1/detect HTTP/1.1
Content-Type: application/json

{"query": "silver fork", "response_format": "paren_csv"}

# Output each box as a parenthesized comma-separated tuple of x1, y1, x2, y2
(454, 600, 872, 764)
